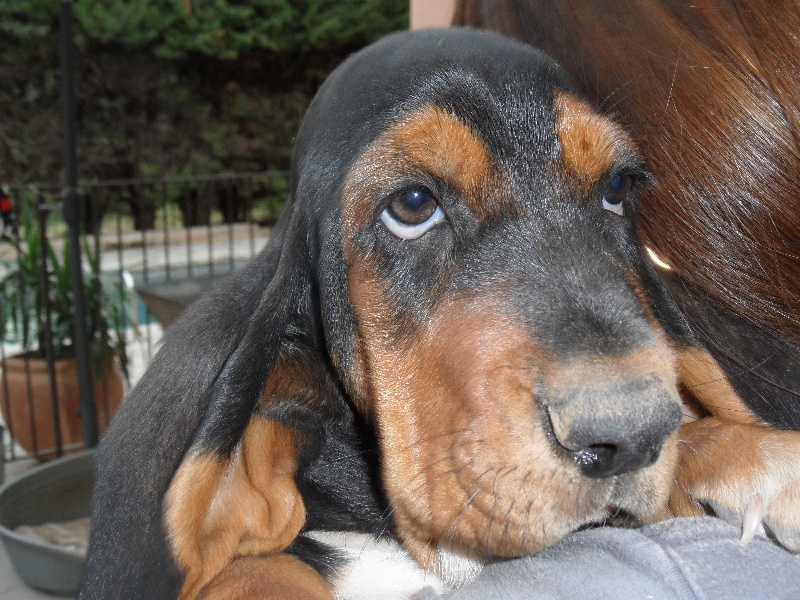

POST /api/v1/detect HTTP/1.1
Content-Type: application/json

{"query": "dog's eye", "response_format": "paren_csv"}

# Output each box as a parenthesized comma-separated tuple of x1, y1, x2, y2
(380, 189, 445, 239)
(602, 174, 632, 216)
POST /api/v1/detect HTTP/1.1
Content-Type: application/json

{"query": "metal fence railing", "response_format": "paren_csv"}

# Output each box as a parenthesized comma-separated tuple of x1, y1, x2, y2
(0, 173, 285, 462)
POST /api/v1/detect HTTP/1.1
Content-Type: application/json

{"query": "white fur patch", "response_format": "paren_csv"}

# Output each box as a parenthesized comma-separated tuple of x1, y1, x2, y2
(305, 532, 484, 600)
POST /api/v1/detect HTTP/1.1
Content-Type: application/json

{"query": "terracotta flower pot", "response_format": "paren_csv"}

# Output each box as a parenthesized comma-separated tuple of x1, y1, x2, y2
(0, 355, 124, 460)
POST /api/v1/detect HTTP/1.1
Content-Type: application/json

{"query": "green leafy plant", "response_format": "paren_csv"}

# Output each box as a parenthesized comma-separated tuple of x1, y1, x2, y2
(0, 200, 135, 383)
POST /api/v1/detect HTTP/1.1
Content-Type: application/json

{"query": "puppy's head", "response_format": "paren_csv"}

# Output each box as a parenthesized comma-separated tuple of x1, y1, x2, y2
(300, 28, 681, 570)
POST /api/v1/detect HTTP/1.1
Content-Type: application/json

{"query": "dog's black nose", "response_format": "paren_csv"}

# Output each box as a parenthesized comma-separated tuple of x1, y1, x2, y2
(543, 372, 681, 479)
(572, 442, 661, 479)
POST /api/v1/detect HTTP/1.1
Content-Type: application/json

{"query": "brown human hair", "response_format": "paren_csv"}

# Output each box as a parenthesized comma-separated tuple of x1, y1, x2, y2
(454, 0, 800, 340)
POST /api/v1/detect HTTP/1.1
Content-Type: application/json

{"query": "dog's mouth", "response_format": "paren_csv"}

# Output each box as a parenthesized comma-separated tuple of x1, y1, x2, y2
(542, 413, 652, 530)
(577, 507, 643, 531)
(536, 411, 652, 527)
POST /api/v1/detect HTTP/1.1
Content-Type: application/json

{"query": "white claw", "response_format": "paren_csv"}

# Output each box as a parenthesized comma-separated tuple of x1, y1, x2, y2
(741, 494, 766, 546)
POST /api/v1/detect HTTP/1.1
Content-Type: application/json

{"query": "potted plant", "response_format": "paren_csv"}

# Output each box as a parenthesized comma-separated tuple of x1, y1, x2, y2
(0, 198, 134, 459)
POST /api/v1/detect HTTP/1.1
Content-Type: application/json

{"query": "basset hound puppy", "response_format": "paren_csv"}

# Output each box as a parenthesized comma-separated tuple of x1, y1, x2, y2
(79, 27, 800, 600)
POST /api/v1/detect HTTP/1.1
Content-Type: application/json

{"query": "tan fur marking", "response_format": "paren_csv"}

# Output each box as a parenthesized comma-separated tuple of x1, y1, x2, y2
(196, 554, 333, 600)
(343, 255, 390, 416)
(387, 105, 492, 214)
(677, 347, 758, 424)
(556, 93, 634, 191)
(342, 104, 494, 234)
(165, 420, 306, 600)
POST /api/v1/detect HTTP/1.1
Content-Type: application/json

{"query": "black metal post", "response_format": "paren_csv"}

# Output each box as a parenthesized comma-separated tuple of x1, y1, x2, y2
(38, 205, 64, 457)
(59, 0, 98, 447)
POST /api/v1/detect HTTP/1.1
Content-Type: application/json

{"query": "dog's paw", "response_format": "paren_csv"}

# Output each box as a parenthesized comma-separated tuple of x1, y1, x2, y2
(669, 418, 800, 553)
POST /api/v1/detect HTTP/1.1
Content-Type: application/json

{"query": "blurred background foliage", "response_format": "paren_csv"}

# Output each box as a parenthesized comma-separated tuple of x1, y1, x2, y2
(0, 0, 408, 195)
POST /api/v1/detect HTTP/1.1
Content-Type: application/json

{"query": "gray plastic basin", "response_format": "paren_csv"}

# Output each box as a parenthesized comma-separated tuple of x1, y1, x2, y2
(0, 451, 94, 595)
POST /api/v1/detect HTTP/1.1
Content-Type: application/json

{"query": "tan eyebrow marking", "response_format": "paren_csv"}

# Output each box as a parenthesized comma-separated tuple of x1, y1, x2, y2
(556, 93, 637, 191)
(342, 104, 498, 234)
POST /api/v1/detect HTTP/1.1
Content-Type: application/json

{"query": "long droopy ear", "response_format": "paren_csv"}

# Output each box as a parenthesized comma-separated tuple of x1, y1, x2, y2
(79, 208, 315, 600)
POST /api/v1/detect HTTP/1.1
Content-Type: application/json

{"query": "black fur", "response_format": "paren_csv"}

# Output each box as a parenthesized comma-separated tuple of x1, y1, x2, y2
(666, 276, 800, 430)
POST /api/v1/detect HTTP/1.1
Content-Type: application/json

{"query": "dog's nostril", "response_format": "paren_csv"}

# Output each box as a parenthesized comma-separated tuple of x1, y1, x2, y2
(574, 443, 660, 479)
(574, 444, 617, 478)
